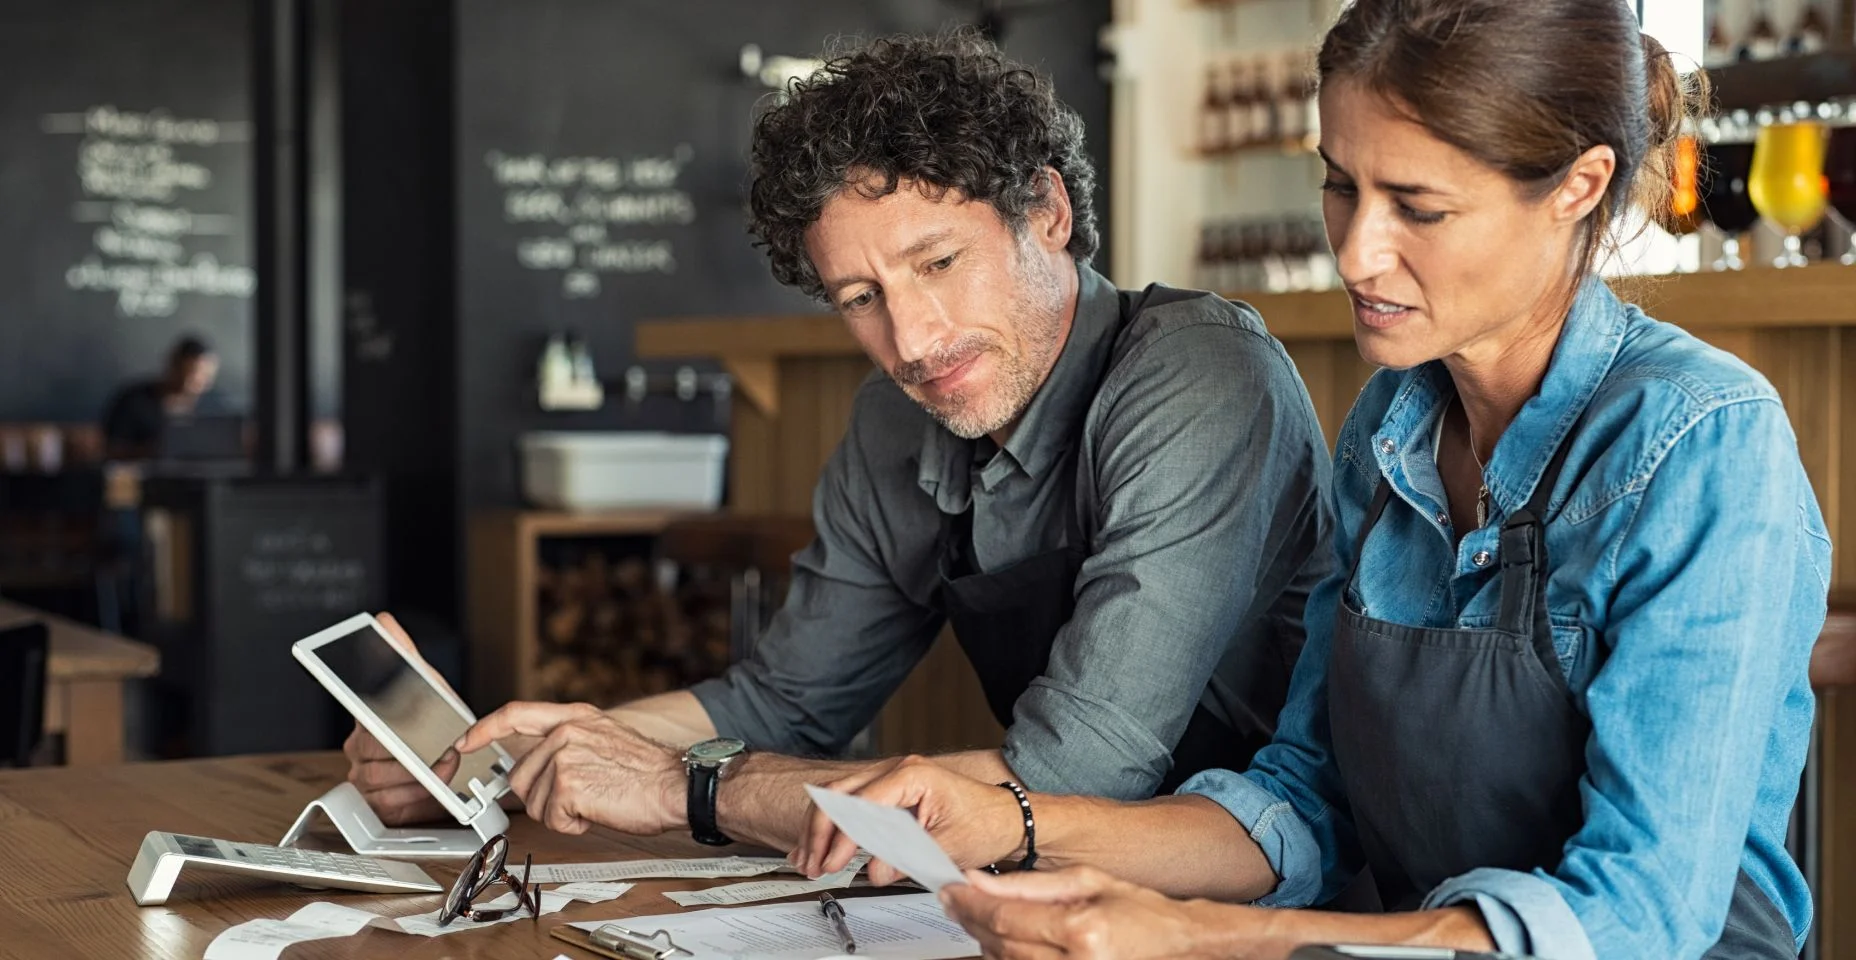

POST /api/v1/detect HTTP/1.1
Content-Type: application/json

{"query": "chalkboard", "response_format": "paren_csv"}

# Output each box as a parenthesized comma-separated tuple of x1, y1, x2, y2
(203, 478, 383, 754)
(141, 475, 384, 755)
(453, 0, 1112, 509)
(0, 0, 253, 422)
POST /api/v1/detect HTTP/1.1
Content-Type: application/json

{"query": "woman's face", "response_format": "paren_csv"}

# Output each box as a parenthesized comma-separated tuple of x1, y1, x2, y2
(1317, 80, 1612, 372)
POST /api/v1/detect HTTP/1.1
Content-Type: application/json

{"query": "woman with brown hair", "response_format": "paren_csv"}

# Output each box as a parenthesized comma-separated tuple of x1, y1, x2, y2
(790, 1, 1826, 957)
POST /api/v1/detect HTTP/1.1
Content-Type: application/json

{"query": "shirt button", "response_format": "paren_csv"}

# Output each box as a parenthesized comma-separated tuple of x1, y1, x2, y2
(1473, 550, 1493, 567)
(1378, 438, 1396, 455)
(1436, 512, 1449, 525)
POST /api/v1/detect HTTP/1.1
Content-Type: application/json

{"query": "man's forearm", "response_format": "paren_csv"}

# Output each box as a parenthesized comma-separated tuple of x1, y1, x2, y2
(606, 690, 720, 747)
(716, 749, 1014, 851)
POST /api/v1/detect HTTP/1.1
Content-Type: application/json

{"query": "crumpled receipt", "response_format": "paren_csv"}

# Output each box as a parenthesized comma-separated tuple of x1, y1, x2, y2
(203, 881, 633, 959)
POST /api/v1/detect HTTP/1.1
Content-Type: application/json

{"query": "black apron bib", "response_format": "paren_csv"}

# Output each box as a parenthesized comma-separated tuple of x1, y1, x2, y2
(1328, 425, 1794, 956)
(934, 289, 1271, 795)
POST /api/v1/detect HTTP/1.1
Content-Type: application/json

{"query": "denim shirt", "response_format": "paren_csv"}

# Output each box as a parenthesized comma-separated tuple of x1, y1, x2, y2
(1181, 277, 1828, 960)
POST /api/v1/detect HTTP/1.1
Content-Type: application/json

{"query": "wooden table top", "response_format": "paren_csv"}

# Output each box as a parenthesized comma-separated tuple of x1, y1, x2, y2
(0, 752, 854, 960)
(0, 598, 159, 682)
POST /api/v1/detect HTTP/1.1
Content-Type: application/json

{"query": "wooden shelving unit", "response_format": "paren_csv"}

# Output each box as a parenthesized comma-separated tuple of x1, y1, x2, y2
(466, 508, 687, 709)
(1705, 47, 1856, 114)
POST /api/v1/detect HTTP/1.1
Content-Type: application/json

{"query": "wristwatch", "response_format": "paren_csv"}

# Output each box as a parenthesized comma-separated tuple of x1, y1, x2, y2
(682, 737, 747, 846)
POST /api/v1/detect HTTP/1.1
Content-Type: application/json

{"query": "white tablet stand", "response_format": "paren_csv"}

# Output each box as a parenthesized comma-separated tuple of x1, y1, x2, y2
(280, 779, 510, 859)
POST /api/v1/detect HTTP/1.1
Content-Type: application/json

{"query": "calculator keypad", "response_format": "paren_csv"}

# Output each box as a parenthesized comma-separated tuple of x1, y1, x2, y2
(234, 842, 395, 880)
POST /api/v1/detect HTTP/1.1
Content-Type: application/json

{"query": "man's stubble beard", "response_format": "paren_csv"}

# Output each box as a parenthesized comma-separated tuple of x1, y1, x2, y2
(903, 244, 1067, 440)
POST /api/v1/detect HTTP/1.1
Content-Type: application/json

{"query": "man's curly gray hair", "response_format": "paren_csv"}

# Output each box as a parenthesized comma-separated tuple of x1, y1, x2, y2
(745, 28, 1100, 301)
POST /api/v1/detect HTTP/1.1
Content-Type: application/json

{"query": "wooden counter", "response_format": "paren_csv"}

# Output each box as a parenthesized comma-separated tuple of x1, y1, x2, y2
(0, 752, 938, 959)
(0, 598, 159, 765)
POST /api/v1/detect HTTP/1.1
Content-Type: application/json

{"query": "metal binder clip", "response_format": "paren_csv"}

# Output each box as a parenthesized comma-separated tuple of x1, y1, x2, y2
(589, 923, 693, 960)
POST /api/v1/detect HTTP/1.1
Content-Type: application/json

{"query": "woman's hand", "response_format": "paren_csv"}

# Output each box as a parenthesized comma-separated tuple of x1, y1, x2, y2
(941, 866, 1267, 960)
(793, 755, 1025, 885)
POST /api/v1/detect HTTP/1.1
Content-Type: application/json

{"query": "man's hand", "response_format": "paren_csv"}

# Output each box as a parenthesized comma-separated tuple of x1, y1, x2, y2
(456, 702, 685, 835)
(941, 866, 1248, 960)
(794, 755, 1024, 885)
(342, 612, 456, 825)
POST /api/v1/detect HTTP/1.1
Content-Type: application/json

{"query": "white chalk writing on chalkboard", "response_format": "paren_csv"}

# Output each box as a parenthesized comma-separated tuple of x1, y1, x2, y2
(43, 105, 256, 318)
(485, 145, 695, 299)
(239, 523, 369, 613)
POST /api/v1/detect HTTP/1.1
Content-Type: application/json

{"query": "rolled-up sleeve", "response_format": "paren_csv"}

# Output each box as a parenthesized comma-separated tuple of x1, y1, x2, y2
(689, 404, 945, 756)
(1423, 869, 1594, 960)
(1008, 320, 1332, 798)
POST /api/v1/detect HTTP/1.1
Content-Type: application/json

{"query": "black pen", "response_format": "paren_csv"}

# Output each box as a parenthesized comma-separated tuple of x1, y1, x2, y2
(819, 891, 857, 954)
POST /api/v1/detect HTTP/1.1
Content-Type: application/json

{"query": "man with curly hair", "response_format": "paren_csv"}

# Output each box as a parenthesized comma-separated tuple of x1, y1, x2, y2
(345, 30, 1331, 856)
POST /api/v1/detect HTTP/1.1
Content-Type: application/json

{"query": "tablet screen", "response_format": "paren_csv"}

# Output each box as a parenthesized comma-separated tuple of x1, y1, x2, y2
(313, 624, 503, 802)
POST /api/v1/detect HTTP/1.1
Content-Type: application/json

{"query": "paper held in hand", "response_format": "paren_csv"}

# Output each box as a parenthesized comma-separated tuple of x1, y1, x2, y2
(802, 784, 967, 892)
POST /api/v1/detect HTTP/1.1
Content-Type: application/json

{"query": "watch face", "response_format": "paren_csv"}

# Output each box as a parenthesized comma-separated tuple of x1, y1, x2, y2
(686, 737, 747, 764)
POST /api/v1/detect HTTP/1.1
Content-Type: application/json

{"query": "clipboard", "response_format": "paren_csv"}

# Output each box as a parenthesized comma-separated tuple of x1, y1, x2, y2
(552, 922, 694, 960)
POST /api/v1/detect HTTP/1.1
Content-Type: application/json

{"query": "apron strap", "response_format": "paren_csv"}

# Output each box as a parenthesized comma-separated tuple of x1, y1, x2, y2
(1494, 423, 1583, 670)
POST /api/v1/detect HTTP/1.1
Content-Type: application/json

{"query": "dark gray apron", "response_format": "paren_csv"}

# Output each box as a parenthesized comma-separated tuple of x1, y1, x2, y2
(1329, 427, 1795, 956)
(935, 289, 1273, 794)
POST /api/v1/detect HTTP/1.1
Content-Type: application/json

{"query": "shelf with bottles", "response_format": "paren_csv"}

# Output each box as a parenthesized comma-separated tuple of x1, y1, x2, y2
(1704, 0, 1847, 67)
(1194, 51, 1321, 159)
(1703, 1, 1856, 111)
(1193, 215, 1338, 297)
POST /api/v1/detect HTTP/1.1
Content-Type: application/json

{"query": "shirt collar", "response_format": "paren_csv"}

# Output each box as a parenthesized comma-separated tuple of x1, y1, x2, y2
(916, 262, 1122, 510)
(1374, 275, 1629, 517)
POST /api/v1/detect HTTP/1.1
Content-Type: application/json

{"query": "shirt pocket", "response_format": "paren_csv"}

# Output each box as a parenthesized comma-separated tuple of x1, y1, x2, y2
(1549, 616, 1587, 686)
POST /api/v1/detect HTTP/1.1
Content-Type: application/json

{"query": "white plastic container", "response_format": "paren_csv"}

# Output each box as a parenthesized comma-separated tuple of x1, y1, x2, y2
(519, 431, 728, 511)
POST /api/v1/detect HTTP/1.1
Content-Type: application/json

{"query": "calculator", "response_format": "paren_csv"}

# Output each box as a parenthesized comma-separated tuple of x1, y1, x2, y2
(126, 830, 444, 906)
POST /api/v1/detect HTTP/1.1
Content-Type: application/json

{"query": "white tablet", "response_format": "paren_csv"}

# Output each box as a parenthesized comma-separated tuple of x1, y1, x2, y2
(293, 613, 514, 825)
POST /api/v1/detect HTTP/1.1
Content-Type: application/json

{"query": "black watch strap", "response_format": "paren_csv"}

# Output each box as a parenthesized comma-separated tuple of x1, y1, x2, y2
(687, 762, 731, 846)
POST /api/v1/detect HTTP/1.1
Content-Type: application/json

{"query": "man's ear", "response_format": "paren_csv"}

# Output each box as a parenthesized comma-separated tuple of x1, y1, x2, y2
(1026, 166, 1073, 254)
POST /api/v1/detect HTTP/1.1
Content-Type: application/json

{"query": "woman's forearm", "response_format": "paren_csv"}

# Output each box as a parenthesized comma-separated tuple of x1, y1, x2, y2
(1200, 905, 1497, 959)
(1031, 792, 1279, 901)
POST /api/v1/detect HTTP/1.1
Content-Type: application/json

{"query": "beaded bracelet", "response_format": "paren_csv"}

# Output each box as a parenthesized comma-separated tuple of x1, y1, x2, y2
(997, 780, 1037, 871)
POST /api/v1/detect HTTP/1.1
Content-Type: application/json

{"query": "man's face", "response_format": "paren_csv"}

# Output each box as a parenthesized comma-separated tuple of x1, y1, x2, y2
(176, 354, 218, 397)
(803, 175, 1077, 440)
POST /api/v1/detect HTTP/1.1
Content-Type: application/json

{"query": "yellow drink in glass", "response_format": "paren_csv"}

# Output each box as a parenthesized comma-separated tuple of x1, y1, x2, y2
(1749, 121, 1829, 267)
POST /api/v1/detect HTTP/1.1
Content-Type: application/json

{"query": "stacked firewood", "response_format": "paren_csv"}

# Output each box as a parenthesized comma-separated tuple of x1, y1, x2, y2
(532, 551, 734, 706)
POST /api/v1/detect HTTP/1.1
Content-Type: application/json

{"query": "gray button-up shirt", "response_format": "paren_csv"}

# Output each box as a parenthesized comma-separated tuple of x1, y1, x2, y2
(690, 265, 1333, 799)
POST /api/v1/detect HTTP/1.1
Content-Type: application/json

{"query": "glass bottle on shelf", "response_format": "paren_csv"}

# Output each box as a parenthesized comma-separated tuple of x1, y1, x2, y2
(1258, 220, 1290, 293)
(1299, 59, 1321, 149)
(1283, 218, 1315, 291)
(1823, 99, 1856, 265)
(1305, 217, 1338, 292)
(1746, 0, 1782, 60)
(1793, 3, 1830, 54)
(1194, 223, 1222, 291)
(1699, 112, 1760, 270)
(1199, 65, 1229, 155)
(1277, 54, 1306, 146)
(1704, 2, 1735, 67)
(1250, 57, 1280, 149)
(1218, 222, 1247, 294)
(1224, 61, 1255, 151)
